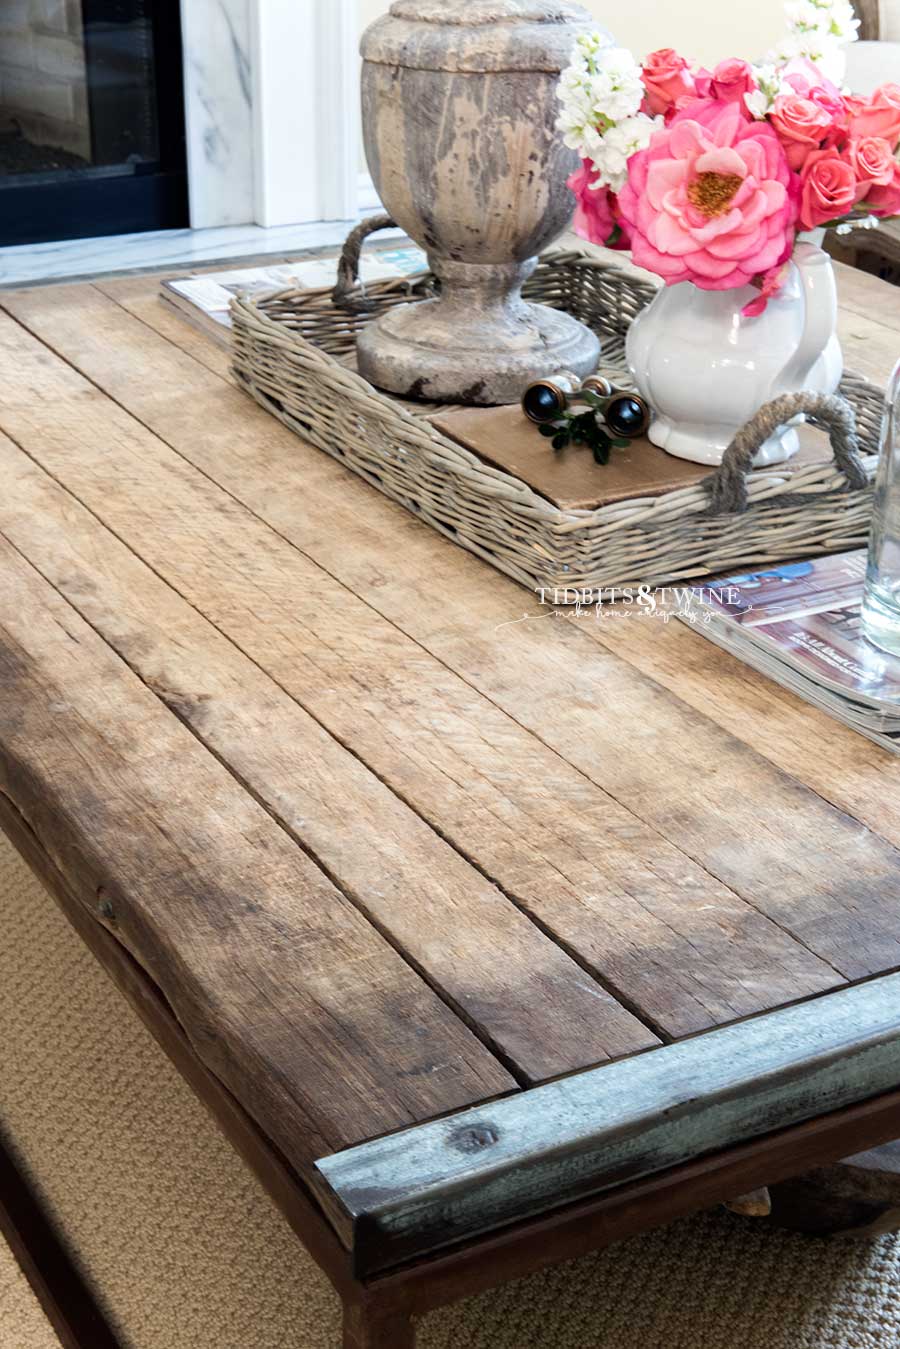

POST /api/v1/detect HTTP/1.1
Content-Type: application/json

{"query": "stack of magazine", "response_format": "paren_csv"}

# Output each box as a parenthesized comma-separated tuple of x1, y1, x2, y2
(159, 245, 427, 346)
(681, 550, 900, 753)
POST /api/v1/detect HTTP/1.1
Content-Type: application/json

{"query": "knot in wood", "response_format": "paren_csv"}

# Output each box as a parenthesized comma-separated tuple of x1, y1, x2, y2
(96, 887, 115, 922)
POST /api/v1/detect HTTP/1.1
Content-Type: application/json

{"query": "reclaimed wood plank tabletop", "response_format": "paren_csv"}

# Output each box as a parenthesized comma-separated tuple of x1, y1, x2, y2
(1, 255, 900, 1347)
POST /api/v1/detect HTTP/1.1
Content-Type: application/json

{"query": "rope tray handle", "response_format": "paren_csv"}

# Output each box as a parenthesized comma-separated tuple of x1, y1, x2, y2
(707, 391, 869, 516)
(332, 213, 399, 310)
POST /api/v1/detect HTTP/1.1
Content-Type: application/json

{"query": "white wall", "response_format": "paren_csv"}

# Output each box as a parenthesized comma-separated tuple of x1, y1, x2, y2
(579, 0, 787, 67)
(358, 0, 788, 70)
(356, 1, 790, 179)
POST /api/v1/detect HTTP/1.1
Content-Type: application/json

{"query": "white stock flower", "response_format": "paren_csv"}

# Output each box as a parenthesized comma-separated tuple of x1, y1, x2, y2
(587, 47, 646, 126)
(590, 114, 661, 193)
(570, 30, 614, 71)
(784, 0, 859, 40)
(744, 63, 791, 118)
(556, 33, 644, 169)
(768, 29, 847, 84)
(766, 0, 858, 87)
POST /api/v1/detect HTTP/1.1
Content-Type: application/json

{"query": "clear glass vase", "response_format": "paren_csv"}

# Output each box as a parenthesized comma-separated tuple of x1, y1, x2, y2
(862, 359, 900, 656)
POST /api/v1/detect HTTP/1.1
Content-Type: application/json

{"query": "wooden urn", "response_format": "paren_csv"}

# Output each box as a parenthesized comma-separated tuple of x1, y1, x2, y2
(358, 0, 601, 405)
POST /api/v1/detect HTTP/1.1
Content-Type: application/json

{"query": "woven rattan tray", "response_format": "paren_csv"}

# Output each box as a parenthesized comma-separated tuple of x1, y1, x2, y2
(230, 247, 883, 596)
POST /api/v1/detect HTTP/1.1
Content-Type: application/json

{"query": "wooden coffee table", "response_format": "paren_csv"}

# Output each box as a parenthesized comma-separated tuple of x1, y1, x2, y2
(2, 261, 900, 1349)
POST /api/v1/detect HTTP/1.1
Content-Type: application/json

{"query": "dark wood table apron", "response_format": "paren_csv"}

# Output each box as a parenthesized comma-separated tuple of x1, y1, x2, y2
(2, 264, 900, 1349)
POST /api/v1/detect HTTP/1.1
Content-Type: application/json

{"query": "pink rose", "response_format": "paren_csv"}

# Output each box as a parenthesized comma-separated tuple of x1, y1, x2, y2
(799, 147, 859, 228)
(742, 262, 791, 318)
(642, 49, 696, 118)
(616, 99, 799, 292)
(842, 136, 896, 188)
(846, 84, 900, 147)
(710, 59, 756, 112)
(770, 93, 836, 170)
(783, 58, 843, 103)
(864, 162, 900, 216)
(567, 160, 617, 247)
(781, 59, 848, 141)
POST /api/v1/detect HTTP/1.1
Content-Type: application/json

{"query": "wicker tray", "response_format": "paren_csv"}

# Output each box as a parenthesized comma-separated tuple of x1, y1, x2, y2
(230, 247, 884, 596)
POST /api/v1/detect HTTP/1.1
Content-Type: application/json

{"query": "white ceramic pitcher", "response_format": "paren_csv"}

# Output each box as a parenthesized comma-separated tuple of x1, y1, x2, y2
(625, 241, 843, 466)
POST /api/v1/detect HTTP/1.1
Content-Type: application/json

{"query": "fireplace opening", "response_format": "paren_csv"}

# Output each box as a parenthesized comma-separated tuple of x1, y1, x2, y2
(0, 0, 188, 247)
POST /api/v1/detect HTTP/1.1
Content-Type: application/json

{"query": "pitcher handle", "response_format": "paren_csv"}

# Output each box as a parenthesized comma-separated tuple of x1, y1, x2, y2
(774, 242, 837, 391)
(707, 391, 869, 515)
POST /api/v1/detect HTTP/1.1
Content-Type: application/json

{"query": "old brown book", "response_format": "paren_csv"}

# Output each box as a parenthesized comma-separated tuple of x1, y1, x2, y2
(432, 403, 832, 512)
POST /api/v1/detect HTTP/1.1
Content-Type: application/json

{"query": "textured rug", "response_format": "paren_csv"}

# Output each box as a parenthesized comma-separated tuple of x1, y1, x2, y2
(0, 1233, 59, 1349)
(2, 832, 900, 1349)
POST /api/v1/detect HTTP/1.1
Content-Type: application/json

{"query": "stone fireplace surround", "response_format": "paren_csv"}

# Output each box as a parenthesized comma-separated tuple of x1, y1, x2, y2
(181, 0, 361, 230)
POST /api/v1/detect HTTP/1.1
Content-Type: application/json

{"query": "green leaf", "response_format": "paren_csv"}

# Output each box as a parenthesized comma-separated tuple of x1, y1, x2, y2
(552, 433, 569, 450)
(593, 442, 610, 465)
(612, 438, 631, 449)
(538, 423, 559, 437)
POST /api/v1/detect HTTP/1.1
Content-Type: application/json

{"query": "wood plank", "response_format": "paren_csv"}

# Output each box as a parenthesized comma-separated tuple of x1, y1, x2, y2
(0, 294, 843, 1039)
(833, 258, 900, 323)
(14, 784, 900, 1334)
(9, 286, 900, 1002)
(574, 612, 900, 862)
(0, 790, 356, 1303)
(95, 276, 236, 382)
(0, 435, 656, 1081)
(15, 790, 900, 1340)
(0, 534, 514, 1171)
(837, 307, 900, 387)
(315, 972, 900, 1275)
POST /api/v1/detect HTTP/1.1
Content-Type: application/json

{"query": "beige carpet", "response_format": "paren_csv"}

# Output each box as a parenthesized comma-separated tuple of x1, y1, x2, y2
(2, 833, 900, 1349)
(0, 1233, 58, 1349)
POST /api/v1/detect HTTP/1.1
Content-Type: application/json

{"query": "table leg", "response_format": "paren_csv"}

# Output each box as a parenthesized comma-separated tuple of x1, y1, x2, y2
(769, 1139, 900, 1238)
(342, 1298, 415, 1349)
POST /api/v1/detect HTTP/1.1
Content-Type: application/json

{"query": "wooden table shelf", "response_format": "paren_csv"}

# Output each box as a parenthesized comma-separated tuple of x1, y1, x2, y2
(1, 259, 900, 1349)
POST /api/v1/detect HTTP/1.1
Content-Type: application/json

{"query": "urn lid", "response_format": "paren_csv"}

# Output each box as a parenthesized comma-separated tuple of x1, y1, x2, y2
(362, 0, 596, 73)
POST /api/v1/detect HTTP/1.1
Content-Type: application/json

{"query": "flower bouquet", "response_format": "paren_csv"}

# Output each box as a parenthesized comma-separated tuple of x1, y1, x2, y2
(557, 1, 900, 466)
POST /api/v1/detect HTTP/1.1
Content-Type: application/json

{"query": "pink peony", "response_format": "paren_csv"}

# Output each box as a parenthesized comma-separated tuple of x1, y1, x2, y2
(616, 99, 799, 292)
(842, 136, 897, 188)
(642, 49, 696, 118)
(799, 146, 860, 227)
(770, 94, 836, 170)
(567, 160, 617, 247)
(709, 59, 756, 111)
(846, 83, 900, 147)
(864, 161, 900, 216)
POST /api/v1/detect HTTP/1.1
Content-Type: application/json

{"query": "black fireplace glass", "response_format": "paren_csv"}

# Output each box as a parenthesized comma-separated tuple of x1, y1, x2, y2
(0, 0, 188, 246)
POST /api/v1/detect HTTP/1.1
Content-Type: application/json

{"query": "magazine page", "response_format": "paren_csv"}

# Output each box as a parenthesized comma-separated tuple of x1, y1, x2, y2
(162, 246, 427, 332)
(689, 552, 900, 714)
(696, 617, 900, 737)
